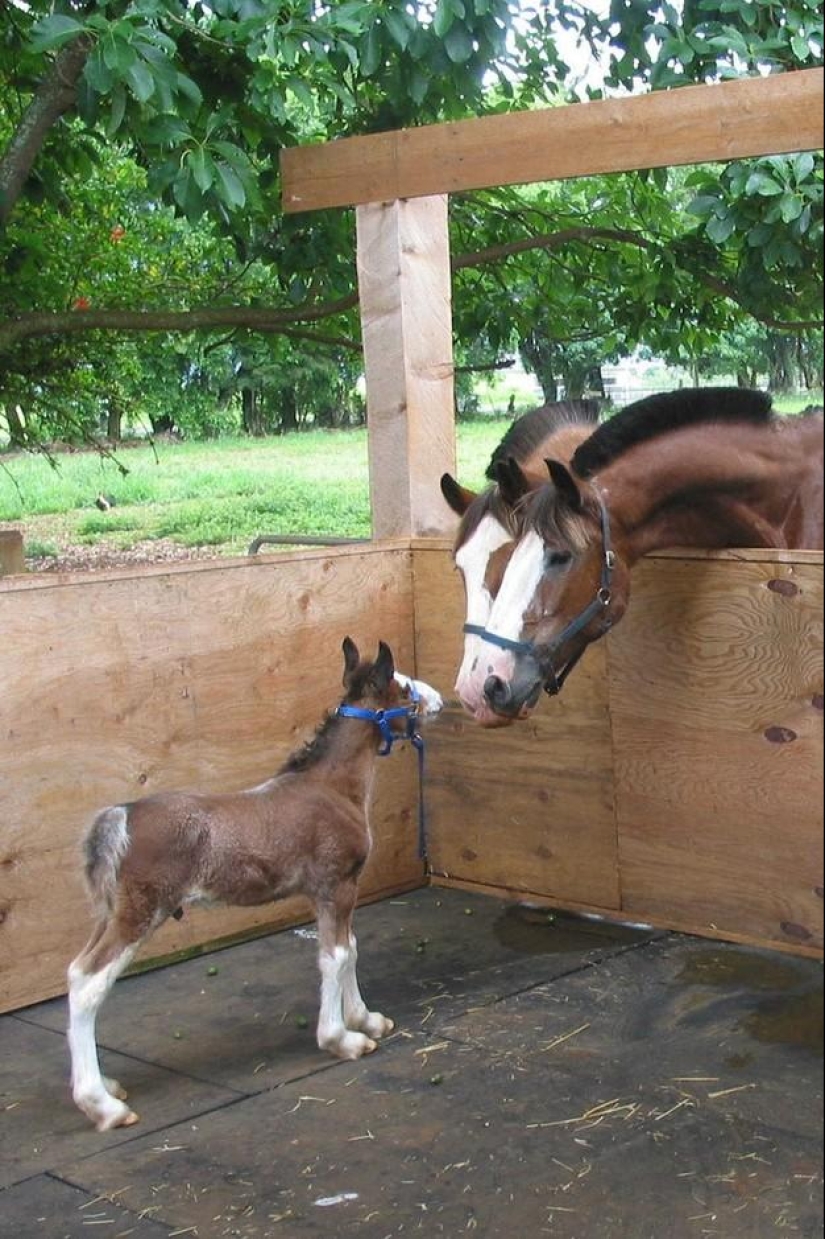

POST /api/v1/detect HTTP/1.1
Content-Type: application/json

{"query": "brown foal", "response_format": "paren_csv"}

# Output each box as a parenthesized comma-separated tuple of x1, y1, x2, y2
(67, 638, 442, 1131)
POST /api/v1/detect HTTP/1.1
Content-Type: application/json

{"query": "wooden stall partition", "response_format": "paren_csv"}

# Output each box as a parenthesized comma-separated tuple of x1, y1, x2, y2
(0, 543, 423, 1014)
(607, 548, 824, 957)
(412, 542, 620, 912)
(411, 543, 823, 959)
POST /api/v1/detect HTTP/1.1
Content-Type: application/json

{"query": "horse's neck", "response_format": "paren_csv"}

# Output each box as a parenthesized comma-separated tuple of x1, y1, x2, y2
(522, 424, 594, 475)
(600, 420, 822, 558)
(301, 721, 380, 805)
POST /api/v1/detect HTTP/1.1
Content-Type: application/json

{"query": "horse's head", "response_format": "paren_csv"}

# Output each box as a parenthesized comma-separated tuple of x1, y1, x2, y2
(456, 460, 630, 726)
(440, 461, 532, 710)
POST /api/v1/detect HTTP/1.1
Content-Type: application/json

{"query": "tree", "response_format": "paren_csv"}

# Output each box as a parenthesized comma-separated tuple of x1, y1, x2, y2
(1, 0, 822, 448)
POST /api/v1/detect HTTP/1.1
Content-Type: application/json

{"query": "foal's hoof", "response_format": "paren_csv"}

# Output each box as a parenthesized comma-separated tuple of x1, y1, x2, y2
(103, 1076, 128, 1101)
(323, 1031, 378, 1060)
(357, 1012, 394, 1039)
(97, 1105, 139, 1132)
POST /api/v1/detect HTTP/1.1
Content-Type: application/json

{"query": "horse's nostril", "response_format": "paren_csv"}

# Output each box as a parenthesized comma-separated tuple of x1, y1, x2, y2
(484, 675, 512, 709)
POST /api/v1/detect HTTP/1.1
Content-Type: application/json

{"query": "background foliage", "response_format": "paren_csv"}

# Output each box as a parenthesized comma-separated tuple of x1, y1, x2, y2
(1, 0, 822, 452)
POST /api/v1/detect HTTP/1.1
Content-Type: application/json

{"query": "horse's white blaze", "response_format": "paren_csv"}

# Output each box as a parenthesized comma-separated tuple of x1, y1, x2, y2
(454, 514, 512, 704)
(460, 531, 546, 713)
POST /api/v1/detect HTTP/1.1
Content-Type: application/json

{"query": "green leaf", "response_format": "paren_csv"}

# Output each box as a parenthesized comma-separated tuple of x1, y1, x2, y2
(29, 14, 86, 52)
(84, 48, 114, 94)
(790, 34, 810, 60)
(779, 192, 804, 223)
(106, 84, 127, 138)
(745, 172, 784, 197)
(433, 0, 456, 39)
(383, 10, 411, 50)
(215, 162, 246, 209)
(126, 60, 155, 103)
(706, 214, 736, 243)
(189, 148, 216, 193)
(360, 25, 382, 77)
(444, 24, 474, 63)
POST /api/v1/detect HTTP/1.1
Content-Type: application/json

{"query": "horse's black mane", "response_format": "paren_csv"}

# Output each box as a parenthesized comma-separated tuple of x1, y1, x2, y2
(571, 387, 773, 479)
(486, 399, 601, 480)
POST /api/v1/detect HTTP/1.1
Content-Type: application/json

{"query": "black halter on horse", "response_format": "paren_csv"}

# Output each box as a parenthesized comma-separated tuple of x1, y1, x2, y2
(463, 494, 616, 699)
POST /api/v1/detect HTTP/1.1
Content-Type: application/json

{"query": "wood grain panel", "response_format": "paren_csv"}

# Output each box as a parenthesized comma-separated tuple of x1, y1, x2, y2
(0, 547, 423, 1012)
(412, 546, 620, 909)
(609, 555, 824, 950)
(282, 70, 823, 212)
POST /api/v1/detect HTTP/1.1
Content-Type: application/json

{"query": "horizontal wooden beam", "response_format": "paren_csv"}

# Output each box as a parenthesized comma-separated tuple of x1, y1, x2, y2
(281, 68, 823, 213)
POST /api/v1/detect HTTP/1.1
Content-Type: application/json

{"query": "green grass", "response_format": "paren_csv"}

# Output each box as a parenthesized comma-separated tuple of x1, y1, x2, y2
(1, 393, 819, 559)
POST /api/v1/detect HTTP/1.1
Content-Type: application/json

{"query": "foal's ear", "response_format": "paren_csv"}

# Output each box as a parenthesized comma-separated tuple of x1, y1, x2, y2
(546, 459, 583, 512)
(493, 456, 529, 507)
(440, 473, 476, 516)
(342, 636, 360, 687)
(374, 640, 395, 686)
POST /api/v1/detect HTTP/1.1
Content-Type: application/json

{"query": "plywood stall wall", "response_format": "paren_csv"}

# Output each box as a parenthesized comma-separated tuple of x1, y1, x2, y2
(413, 544, 823, 958)
(0, 544, 422, 1014)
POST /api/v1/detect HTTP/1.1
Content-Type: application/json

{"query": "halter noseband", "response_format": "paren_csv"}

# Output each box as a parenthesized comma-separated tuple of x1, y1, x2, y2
(335, 682, 423, 756)
(463, 494, 616, 698)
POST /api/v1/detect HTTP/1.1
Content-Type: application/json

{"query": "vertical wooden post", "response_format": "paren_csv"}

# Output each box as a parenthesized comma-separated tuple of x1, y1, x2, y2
(356, 196, 456, 538)
(0, 530, 25, 576)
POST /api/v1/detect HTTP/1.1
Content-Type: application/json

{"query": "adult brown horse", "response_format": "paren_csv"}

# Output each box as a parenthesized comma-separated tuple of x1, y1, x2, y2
(440, 399, 599, 711)
(456, 388, 824, 725)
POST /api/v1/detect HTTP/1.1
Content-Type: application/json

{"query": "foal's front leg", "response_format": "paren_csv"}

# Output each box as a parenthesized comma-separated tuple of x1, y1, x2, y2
(314, 895, 392, 1059)
(340, 923, 394, 1042)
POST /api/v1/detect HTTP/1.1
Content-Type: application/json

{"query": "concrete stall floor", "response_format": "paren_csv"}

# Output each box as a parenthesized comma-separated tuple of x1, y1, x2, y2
(1, 887, 822, 1238)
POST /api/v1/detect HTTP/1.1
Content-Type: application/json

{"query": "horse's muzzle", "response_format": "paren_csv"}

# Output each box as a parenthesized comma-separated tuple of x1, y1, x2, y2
(483, 669, 543, 719)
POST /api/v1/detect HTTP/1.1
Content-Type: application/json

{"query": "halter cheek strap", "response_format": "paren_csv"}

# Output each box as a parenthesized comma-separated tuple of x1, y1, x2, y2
(463, 495, 615, 697)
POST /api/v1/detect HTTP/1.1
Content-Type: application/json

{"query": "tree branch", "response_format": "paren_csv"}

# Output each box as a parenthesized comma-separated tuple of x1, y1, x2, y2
(0, 35, 93, 228)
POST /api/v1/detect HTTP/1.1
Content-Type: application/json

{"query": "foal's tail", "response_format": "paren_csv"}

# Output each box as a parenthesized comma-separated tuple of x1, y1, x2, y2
(83, 805, 130, 912)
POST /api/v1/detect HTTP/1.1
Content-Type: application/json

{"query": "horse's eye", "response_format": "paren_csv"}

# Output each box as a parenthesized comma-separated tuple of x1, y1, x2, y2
(545, 550, 572, 569)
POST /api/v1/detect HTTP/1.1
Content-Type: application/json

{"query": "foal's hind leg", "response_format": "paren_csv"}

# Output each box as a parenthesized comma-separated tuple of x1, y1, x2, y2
(315, 886, 390, 1059)
(67, 913, 151, 1130)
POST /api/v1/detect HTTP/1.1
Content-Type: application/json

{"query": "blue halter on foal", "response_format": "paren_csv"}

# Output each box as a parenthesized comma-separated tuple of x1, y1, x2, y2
(463, 494, 616, 699)
(336, 683, 428, 857)
(335, 680, 422, 756)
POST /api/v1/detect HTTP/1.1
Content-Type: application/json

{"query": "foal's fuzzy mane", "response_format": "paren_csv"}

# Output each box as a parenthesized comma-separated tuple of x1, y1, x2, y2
(571, 388, 773, 480)
(486, 399, 601, 480)
(278, 713, 340, 775)
(277, 662, 393, 775)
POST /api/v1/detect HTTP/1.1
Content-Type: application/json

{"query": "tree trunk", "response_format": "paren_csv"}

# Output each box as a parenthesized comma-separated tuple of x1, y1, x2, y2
(106, 401, 123, 441)
(5, 403, 27, 447)
(241, 386, 265, 436)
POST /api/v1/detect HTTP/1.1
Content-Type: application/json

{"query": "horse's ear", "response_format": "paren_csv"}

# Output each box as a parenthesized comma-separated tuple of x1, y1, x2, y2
(342, 636, 360, 687)
(440, 473, 476, 516)
(546, 459, 583, 512)
(493, 456, 529, 506)
(374, 640, 395, 686)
